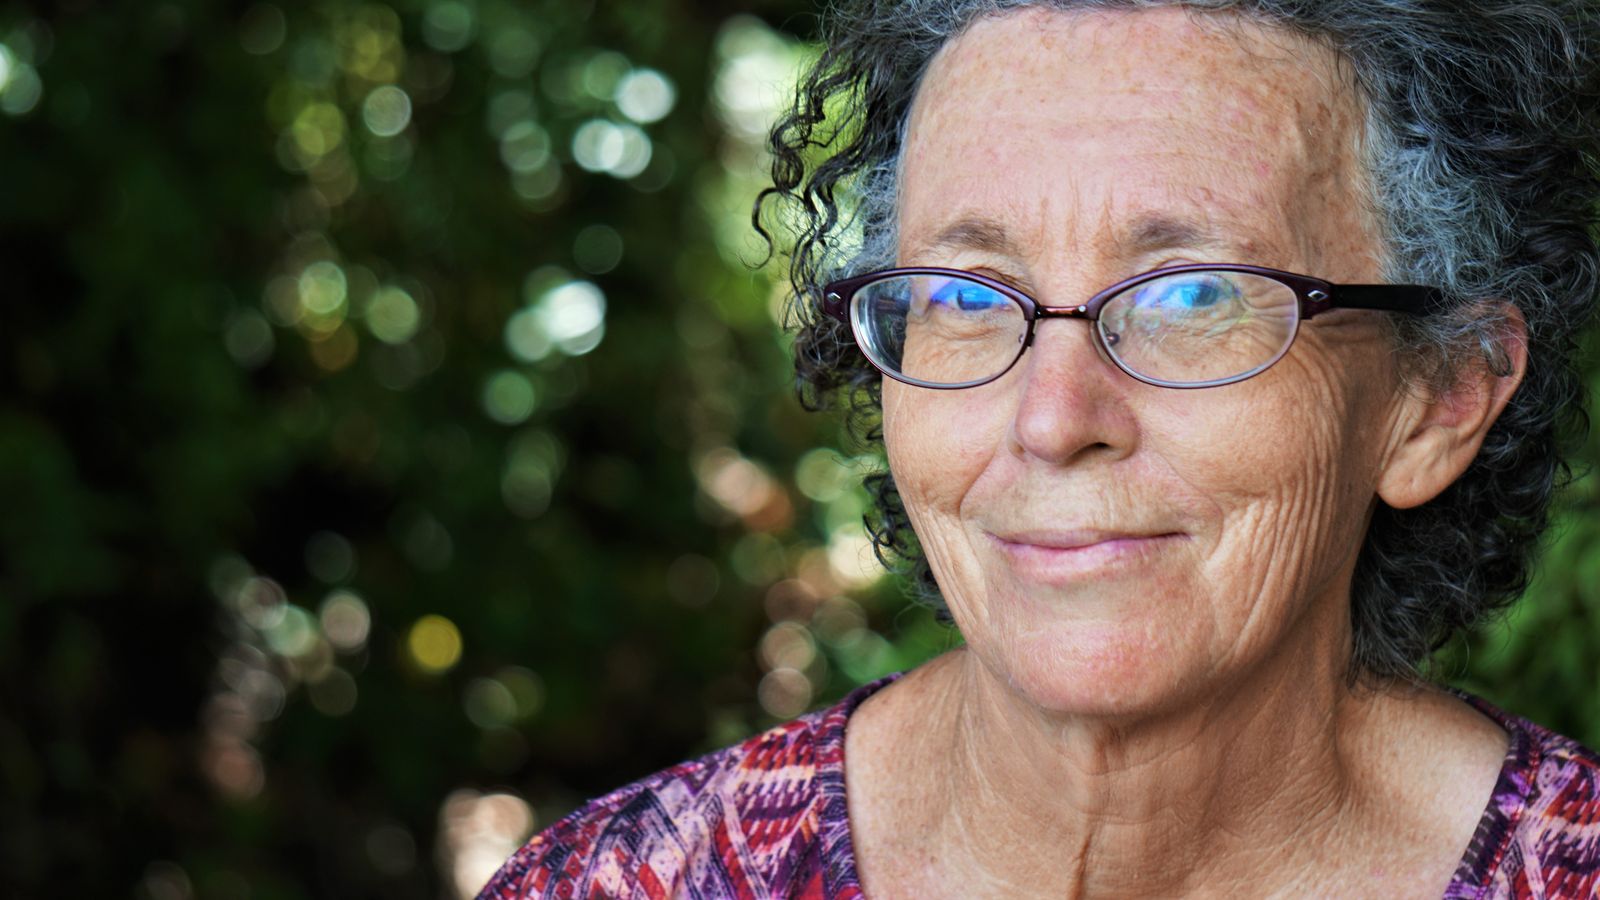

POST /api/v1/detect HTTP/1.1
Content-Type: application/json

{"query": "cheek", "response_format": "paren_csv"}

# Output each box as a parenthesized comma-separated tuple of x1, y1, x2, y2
(1164, 357, 1386, 604)
(882, 381, 1008, 518)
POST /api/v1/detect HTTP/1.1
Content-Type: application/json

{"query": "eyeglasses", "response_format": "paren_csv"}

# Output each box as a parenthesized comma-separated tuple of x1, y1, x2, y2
(821, 264, 1444, 389)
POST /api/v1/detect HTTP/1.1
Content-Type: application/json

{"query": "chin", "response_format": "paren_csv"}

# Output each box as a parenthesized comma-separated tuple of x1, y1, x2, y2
(982, 624, 1205, 720)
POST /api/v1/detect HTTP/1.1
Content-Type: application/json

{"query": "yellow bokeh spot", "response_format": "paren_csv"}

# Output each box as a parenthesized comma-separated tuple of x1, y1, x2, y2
(407, 614, 462, 674)
(292, 102, 347, 160)
(337, 6, 403, 85)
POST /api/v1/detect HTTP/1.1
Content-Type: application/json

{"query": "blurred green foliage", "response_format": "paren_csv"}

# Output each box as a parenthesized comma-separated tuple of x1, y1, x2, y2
(1440, 333, 1600, 740)
(0, 2, 1592, 899)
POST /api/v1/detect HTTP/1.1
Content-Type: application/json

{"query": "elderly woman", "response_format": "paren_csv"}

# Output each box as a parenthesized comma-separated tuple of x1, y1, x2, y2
(481, 1, 1600, 897)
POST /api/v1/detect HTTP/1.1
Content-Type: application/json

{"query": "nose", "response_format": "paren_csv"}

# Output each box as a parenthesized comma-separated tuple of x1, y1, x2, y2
(1006, 316, 1140, 466)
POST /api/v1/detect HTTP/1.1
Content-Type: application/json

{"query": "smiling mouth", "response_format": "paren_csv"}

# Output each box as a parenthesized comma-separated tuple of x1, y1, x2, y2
(987, 530, 1187, 580)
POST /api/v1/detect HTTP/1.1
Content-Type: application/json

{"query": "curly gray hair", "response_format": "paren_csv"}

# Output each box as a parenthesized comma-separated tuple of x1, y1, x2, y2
(757, 0, 1600, 680)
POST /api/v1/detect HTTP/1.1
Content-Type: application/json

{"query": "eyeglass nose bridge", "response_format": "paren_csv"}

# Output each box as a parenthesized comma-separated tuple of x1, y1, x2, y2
(1019, 303, 1097, 350)
(1013, 303, 1125, 379)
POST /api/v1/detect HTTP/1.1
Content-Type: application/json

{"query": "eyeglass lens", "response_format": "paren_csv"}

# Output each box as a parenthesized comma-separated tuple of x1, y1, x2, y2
(851, 270, 1301, 386)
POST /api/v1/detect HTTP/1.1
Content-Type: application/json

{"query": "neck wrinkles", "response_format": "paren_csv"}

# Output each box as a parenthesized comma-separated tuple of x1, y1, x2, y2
(926, 645, 1366, 897)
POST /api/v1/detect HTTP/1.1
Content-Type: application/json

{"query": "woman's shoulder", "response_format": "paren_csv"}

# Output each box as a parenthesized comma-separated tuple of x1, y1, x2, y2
(1449, 694, 1600, 898)
(476, 675, 899, 900)
(475, 717, 831, 899)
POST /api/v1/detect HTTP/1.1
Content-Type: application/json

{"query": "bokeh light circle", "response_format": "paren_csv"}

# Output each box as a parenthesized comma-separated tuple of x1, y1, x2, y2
(422, 1, 475, 53)
(365, 286, 420, 344)
(463, 678, 517, 729)
(504, 307, 552, 363)
(573, 225, 623, 274)
(571, 120, 651, 178)
(362, 85, 412, 137)
(538, 280, 606, 354)
(615, 69, 676, 124)
(499, 121, 550, 173)
(407, 614, 463, 674)
(298, 261, 348, 316)
(319, 590, 371, 652)
(0, 61, 42, 117)
(482, 370, 537, 425)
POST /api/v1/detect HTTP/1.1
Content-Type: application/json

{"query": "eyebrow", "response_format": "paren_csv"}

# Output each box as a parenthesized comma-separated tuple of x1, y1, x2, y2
(1124, 215, 1222, 255)
(911, 213, 1243, 261)
(917, 216, 1021, 257)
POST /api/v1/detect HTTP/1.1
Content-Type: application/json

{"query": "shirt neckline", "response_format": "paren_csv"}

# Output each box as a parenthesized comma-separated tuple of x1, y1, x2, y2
(811, 673, 1538, 899)
(1444, 690, 1541, 894)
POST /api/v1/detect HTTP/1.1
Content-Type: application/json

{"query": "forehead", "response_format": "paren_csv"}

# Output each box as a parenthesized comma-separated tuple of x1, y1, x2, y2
(900, 7, 1374, 270)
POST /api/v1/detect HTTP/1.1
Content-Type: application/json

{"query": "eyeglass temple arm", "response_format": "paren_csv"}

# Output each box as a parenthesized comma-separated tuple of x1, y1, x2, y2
(821, 288, 850, 322)
(1312, 284, 1447, 318)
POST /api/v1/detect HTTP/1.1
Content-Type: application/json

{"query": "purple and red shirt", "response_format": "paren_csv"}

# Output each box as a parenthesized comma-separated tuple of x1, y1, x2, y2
(478, 673, 1600, 899)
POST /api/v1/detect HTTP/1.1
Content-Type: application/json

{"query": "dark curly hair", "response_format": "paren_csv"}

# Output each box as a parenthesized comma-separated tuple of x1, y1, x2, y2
(755, 0, 1600, 680)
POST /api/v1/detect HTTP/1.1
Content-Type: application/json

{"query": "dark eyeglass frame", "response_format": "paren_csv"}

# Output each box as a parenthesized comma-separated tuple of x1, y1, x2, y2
(821, 263, 1446, 390)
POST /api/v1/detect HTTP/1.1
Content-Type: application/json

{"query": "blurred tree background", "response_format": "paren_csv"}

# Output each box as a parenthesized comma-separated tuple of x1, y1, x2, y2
(0, 2, 1593, 898)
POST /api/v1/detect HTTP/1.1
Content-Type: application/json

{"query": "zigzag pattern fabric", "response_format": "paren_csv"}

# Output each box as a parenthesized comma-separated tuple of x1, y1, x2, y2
(478, 673, 1599, 899)
(1448, 694, 1600, 898)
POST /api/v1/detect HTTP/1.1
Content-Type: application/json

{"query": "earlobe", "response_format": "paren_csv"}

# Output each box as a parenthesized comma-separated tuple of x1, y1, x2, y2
(1376, 305, 1528, 510)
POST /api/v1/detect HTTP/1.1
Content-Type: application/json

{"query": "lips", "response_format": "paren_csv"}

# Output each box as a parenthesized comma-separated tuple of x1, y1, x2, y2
(986, 528, 1186, 581)
(991, 528, 1157, 550)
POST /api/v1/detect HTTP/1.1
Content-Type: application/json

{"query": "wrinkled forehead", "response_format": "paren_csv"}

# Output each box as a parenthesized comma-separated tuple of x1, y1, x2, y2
(899, 7, 1376, 268)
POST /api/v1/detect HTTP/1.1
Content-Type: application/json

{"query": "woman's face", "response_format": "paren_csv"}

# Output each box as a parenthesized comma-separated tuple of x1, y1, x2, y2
(885, 8, 1412, 715)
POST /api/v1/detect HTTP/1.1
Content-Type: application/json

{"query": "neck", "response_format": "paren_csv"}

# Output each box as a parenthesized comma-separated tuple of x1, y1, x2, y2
(902, 636, 1375, 897)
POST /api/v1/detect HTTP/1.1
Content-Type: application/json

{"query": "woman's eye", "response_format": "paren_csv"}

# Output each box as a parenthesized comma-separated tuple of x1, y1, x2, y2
(929, 281, 1006, 311)
(1138, 275, 1240, 310)
(955, 287, 1004, 310)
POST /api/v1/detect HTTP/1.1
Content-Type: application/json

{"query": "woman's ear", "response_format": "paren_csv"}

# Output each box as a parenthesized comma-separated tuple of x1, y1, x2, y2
(1377, 305, 1528, 510)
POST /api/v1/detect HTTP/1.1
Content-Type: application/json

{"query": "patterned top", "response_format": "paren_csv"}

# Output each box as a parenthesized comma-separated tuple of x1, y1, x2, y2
(478, 672, 1600, 899)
